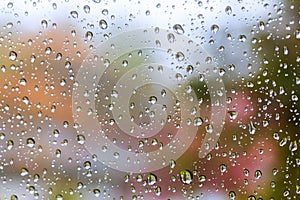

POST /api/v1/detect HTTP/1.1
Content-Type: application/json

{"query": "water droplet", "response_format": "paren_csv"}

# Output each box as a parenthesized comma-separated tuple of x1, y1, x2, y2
(248, 121, 256, 134)
(289, 140, 297, 152)
(211, 24, 219, 34)
(228, 111, 238, 120)
(77, 134, 86, 145)
(279, 137, 287, 147)
(154, 186, 161, 196)
(295, 29, 300, 39)
(85, 31, 93, 41)
(258, 21, 265, 31)
(173, 24, 185, 35)
(26, 138, 35, 148)
(193, 117, 203, 126)
(93, 0, 101, 3)
(20, 167, 29, 176)
(167, 33, 175, 43)
(254, 170, 262, 179)
(229, 191, 236, 199)
(41, 20, 48, 28)
(147, 173, 157, 186)
(239, 35, 247, 42)
(99, 19, 108, 29)
(93, 189, 101, 197)
(9, 51, 17, 60)
(169, 159, 176, 168)
(83, 5, 90, 14)
(53, 129, 60, 138)
(180, 169, 193, 184)
(219, 164, 227, 173)
(70, 11, 78, 18)
(225, 6, 232, 14)
(19, 78, 27, 86)
(7, 140, 14, 150)
(10, 195, 18, 200)
(7, 2, 13, 8)
(122, 60, 128, 67)
(149, 96, 157, 104)
(175, 52, 185, 62)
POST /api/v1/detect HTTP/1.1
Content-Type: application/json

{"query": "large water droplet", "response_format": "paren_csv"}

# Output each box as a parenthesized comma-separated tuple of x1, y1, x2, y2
(180, 169, 193, 184)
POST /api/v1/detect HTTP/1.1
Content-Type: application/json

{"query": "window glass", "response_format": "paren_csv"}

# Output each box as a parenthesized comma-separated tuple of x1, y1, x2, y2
(0, 0, 299, 199)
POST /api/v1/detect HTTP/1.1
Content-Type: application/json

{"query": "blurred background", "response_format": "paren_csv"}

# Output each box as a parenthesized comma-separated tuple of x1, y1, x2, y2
(0, 0, 299, 199)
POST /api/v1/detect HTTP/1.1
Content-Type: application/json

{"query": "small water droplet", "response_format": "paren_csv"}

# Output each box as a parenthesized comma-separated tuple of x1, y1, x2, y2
(248, 121, 256, 134)
(26, 138, 35, 148)
(173, 24, 185, 35)
(229, 191, 236, 199)
(219, 164, 227, 173)
(99, 19, 108, 29)
(175, 52, 185, 62)
(70, 11, 78, 18)
(9, 51, 17, 61)
(258, 21, 265, 31)
(83, 5, 90, 14)
(193, 117, 203, 127)
(211, 24, 219, 34)
(225, 6, 232, 14)
(93, 189, 101, 197)
(254, 170, 262, 179)
(77, 134, 85, 145)
(228, 111, 238, 120)
(41, 20, 48, 28)
(149, 96, 157, 104)
(85, 31, 93, 41)
(20, 168, 29, 176)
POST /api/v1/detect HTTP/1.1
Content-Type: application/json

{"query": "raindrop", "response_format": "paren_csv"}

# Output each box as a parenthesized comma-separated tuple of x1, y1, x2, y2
(228, 111, 238, 120)
(258, 21, 265, 31)
(175, 52, 185, 62)
(70, 11, 78, 18)
(229, 191, 236, 199)
(77, 134, 86, 144)
(20, 168, 29, 176)
(41, 20, 48, 28)
(211, 24, 219, 34)
(219, 164, 227, 173)
(254, 170, 262, 179)
(154, 186, 161, 196)
(99, 19, 108, 29)
(147, 173, 157, 186)
(7, 2, 13, 8)
(239, 35, 247, 42)
(85, 31, 93, 41)
(180, 169, 193, 184)
(193, 117, 203, 126)
(173, 24, 185, 35)
(93, 0, 101, 3)
(225, 6, 232, 14)
(169, 159, 176, 168)
(167, 33, 175, 43)
(122, 60, 128, 67)
(248, 121, 256, 134)
(83, 5, 90, 14)
(9, 51, 17, 61)
(19, 78, 27, 86)
(93, 189, 101, 197)
(26, 138, 35, 148)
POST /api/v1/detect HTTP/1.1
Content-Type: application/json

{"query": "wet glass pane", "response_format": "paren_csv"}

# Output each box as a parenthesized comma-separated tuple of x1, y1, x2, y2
(0, 0, 299, 199)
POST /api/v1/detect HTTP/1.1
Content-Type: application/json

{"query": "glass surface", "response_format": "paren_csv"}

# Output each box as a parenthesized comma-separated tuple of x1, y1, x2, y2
(0, 0, 299, 199)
